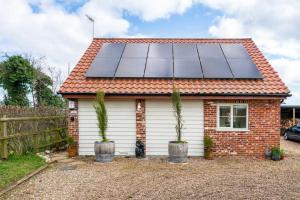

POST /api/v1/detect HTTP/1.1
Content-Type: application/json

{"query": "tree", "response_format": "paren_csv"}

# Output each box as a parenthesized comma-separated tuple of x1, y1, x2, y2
(32, 68, 65, 107)
(1, 55, 34, 106)
(27, 55, 65, 108)
(171, 86, 184, 142)
(94, 90, 108, 142)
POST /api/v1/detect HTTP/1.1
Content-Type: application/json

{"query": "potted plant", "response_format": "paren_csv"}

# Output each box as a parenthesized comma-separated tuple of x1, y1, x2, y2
(271, 147, 281, 161)
(168, 86, 188, 163)
(204, 135, 213, 159)
(264, 147, 272, 159)
(94, 90, 115, 162)
(67, 136, 77, 157)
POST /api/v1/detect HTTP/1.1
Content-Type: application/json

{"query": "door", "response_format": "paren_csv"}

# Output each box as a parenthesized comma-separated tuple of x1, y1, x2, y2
(78, 100, 136, 155)
(146, 100, 204, 156)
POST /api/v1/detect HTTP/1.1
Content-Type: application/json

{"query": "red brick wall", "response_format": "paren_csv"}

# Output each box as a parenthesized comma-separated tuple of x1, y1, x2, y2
(68, 98, 281, 158)
(136, 99, 146, 149)
(204, 99, 281, 158)
(68, 100, 79, 142)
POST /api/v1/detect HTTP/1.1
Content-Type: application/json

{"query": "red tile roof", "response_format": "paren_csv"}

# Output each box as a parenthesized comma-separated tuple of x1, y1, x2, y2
(59, 38, 289, 97)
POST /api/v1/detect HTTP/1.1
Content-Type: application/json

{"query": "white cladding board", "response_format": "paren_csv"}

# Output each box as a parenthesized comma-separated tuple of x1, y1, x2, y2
(146, 100, 204, 156)
(78, 100, 136, 155)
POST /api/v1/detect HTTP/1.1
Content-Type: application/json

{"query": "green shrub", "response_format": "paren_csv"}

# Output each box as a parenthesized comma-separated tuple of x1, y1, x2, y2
(94, 90, 109, 142)
(271, 147, 281, 156)
(204, 135, 213, 149)
(67, 136, 77, 147)
(171, 86, 184, 142)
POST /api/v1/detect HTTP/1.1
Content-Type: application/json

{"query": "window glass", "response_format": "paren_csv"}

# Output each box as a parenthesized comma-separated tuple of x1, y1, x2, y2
(219, 106, 231, 116)
(233, 105, 247, 116)
(219, 106, 231, 127)
(233, 117, 247, 128)
(233, 105, 247, 128)
(220, 117, 231, 127)
(218, 104, 248, 129)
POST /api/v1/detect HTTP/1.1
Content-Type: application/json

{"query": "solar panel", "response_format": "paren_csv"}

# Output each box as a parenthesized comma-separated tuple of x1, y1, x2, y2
(115, 58, 146, 77)
(96, 43, 125, 58)
(144, 58, 173, 78)
(201, 58, 233, 78)
(197, 44, 224, 58)
(148, 43, 172, 58)
(122, 43, 149, 58)
(174, 59, 203, 78)
(221, 44, 250, 58)
(85, 42, 262, 79)
(173, 43, 198, 58)
(227, 58, 262, 78)
(85, 58, 119, 77)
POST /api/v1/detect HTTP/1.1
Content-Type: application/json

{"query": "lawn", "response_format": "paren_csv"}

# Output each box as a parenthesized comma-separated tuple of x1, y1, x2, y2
(0, 154, 45, 189)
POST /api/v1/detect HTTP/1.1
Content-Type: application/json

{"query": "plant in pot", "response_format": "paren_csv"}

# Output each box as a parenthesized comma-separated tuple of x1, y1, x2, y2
(94, 90, 115, 163)
(168, 86, 188, 163)
(271, 147, 281, 161)
(67, 136, 78, 157)
(204, 135, 213, 159)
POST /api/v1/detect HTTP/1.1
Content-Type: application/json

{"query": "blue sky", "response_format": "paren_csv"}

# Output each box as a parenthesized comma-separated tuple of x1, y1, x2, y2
(0, 0, 299, 105)
(124, 5, 219, 38)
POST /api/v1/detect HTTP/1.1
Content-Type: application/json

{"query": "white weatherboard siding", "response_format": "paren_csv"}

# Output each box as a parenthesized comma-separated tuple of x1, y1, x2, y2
(146, 100, 204, 156)
(78, 100, 136, 155)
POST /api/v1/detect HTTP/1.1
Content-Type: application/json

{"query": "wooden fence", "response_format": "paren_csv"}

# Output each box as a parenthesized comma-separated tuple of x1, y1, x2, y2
(0, 115, 67, 160)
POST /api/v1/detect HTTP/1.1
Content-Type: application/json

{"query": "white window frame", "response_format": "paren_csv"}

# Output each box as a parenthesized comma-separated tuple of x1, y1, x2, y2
(217, 103, 249, 131)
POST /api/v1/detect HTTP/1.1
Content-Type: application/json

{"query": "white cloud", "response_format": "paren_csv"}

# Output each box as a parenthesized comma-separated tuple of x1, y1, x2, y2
(270, 59, 300, 85)
(0, 0, 299, 104)
(197, 0, 300, 104)
(0, 0, 195, 81)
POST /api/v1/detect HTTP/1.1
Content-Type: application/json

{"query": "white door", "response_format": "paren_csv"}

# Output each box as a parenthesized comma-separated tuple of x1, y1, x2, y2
(146, 100, 204, 156)
(78, 100, 136, 155)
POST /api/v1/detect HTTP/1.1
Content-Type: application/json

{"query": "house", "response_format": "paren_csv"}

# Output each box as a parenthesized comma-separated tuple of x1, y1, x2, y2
(59, 38, 290, 158)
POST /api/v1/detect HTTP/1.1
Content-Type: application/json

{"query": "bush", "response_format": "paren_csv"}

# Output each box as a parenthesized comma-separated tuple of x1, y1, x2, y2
(67, 136, 77, 147)
(171, 86, 184, 142)
(204, 135, 213, 149)
(271, 147, 280, 155)
(271, 147, 281, 161)
(94, 90, 109, 142)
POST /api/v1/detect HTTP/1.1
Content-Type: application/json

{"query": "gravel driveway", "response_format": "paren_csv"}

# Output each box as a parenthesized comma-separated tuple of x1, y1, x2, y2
(281, 137, 300, 155)
(2, 146, 300, 200)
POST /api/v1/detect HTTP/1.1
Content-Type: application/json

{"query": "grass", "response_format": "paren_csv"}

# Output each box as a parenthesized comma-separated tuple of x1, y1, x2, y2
(0, 154, 46, 189)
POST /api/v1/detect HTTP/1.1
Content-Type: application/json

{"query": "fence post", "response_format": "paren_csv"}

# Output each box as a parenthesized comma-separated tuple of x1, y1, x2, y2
(0, 115, 8, 160)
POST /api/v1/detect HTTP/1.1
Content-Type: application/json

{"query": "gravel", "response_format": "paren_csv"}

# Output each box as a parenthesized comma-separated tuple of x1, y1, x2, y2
(281, 137, 300, 155)
(1, 142, 300, 200)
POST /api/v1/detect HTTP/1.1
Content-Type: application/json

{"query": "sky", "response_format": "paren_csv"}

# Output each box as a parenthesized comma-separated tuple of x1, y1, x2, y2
(0, 0, 299, 105)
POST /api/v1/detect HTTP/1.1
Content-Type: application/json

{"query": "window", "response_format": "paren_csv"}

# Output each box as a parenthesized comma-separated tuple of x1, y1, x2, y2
(217, 104, 248, 131)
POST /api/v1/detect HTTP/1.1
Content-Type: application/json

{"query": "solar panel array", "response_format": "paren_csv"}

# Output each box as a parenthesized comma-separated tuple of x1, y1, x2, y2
(85, 43, 262, 79)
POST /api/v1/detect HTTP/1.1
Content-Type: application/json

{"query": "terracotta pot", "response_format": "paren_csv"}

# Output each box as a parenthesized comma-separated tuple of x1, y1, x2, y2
(68, 145, 77, 157)
(94, 141, 115, 163)
(168, 141, 188, 163)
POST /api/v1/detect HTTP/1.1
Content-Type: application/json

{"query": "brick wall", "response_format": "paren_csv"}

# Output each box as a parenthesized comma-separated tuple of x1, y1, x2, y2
(68, 100, 79, 142)
(68, 98, 281, 158)
(204, 99, 281, 158)
(136, 99, 146, 150)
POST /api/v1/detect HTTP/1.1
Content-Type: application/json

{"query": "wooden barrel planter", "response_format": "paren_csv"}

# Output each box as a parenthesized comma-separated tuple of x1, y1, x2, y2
(168, 141, 188, 163)
(94, 141, 115, 162)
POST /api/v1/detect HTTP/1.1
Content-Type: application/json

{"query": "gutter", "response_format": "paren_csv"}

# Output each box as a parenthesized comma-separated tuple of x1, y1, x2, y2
(58, 91, 291, 98)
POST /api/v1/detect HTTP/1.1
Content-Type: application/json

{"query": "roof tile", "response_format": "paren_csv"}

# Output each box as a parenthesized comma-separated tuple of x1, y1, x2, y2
(59, 38, 289, 96)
